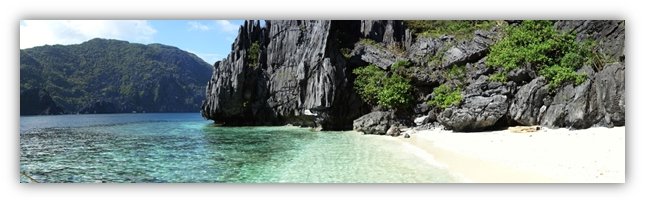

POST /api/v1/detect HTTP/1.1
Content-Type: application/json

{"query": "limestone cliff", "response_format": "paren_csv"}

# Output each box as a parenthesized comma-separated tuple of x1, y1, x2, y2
(201, 20, 625, 132)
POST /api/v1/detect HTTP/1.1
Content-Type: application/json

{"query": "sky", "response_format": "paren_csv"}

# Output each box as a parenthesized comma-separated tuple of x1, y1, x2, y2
(19, 20, 247, 65)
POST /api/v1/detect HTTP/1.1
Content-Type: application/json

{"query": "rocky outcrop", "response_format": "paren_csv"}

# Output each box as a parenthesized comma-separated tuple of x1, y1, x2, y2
(441, 30, 497, 68)
(353, 111, 402, 135)
(507, 65, 538, 85)
(351, 43, 399, 70)
(436, 20, 625, 131)
(507, 62, 624, 129)
(386, 125, 402, 136)
(202, 20, 624, 132)
(509, 77, 549, 126)
(555, 20, 625, 61)
(202, 20, 372, 130)
(592, 63, 625, 126)
(438, 94, 509, 132)
(360, 21, 407, 47)
(20, 89, 65, 115)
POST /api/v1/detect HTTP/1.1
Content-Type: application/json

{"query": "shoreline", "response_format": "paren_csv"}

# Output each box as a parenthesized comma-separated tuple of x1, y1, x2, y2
(380, 126, 625, 183)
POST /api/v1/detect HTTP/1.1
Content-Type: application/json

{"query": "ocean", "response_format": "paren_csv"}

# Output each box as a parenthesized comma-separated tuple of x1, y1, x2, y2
(20, 113, 455, 183)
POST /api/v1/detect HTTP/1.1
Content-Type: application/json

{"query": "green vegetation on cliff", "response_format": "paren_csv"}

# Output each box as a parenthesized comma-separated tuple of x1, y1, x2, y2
(248, 41, 261, 68)
(427, 84, 462, 109)
(353, 64, 412, 110)
(486, 20, 590, 88)
(20, 38, 213, 114)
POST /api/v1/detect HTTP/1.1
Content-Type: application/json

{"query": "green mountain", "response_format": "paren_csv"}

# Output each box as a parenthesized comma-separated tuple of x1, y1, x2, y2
(20, 38, 213, 115)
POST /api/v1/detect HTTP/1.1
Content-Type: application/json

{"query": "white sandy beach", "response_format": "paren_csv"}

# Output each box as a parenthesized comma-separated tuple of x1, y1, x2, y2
(394, 126, 625, 183)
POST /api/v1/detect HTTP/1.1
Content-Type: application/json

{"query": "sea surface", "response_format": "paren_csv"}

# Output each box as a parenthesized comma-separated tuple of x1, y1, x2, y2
(20, 113, 455, 183)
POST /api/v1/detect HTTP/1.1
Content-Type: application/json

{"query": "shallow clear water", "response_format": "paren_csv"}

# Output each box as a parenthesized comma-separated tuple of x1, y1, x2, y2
(20, 113, 455, 183)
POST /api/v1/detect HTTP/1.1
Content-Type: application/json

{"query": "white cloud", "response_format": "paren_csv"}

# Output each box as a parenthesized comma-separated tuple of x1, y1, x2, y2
(20, 20, 157, 49)
(186, 49, 226, 65)
(214, 20, 240, 34)
(188, 21, 211, 31)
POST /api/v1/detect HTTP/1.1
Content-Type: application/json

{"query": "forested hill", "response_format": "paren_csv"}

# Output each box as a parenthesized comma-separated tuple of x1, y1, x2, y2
(20, 38, 213, 115)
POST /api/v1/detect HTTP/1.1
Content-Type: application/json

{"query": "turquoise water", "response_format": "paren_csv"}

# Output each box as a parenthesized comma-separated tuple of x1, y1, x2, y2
(20, 113, 455, 183)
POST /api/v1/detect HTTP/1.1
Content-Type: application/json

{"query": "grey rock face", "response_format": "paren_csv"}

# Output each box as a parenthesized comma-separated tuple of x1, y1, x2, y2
(507, 65, 538, 85)
(438, 95, 508, 132)
(540, 63, 624, 128)
(463, 75, 514, 98)
(202, 20, 376, 130)
(406, 37, 441, 65)
(591, 63, 625, 126)
(437, 72, 513, 132)
(466, 58, 495, 81)
(509, 77, 549, 125)
(361, 20, 407, 47)
(555, 20, 625, 60)
(202, 20, 624, 132)
(353, 111, 397, 135)
(352, 43, 399, 70)
(540, 81, 590, 128)
(441, 30, 496, 68)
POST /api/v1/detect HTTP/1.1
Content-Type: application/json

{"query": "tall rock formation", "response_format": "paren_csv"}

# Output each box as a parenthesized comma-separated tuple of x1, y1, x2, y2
(203, 20, 380, 129)
(202, 20, 625, 132)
